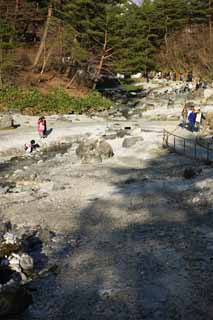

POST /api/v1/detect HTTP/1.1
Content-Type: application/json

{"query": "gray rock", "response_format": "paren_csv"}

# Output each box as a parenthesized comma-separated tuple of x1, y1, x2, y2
(117, 129, 127, 138)
(0, 186, 9, 194)
(0, 114, 13, 129)
(122, 137, 143, 148)
(96, 140, 114, 159)
(37, 228, 55, 243)
(131, 128, 142, 136)
(76, 139, 114, 163)
(102, 133, 117, 140)
(20, 253, 33, 271)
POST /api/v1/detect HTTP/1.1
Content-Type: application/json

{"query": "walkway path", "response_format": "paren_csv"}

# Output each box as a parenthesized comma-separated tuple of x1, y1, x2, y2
(164, 125, 213, 162)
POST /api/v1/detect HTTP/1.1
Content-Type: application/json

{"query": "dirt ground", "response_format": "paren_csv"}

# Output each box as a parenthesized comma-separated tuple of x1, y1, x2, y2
(1, 116, 213, 320)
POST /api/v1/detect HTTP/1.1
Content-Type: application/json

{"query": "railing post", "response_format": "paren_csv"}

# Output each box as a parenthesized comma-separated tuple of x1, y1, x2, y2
(183, 138, 186, 153)
(163, 129, 165, 146)
(174, 136, 176, 150)
(166, 132, 169, 146)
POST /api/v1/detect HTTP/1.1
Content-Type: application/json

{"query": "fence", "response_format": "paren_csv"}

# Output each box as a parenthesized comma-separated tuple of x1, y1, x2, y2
(163, 129, 213, 162)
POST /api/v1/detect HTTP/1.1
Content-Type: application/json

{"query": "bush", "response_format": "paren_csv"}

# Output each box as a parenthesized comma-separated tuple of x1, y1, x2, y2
(0, 87, 112, 115)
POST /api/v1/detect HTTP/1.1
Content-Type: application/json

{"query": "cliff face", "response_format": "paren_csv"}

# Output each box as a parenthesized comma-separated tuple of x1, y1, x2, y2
(157, 24, 213, 79)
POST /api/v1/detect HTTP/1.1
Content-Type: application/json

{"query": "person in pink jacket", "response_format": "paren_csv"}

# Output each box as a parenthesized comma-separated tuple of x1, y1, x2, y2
(38, 116, 47, 138)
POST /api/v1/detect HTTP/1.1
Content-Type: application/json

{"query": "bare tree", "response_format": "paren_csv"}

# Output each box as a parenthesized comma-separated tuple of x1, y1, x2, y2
(92, 30, 113, 90)
(33, 4, 53, 69)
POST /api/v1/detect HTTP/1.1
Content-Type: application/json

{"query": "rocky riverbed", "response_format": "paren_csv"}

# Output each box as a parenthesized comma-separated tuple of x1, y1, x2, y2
(1, 79, 213, 319)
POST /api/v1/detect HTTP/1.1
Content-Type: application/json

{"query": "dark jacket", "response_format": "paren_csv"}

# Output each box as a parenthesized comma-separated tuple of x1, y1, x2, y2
(188, 111, 196, 124)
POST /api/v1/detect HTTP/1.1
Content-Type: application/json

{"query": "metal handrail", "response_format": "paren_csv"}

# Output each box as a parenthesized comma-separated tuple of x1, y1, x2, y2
(163, 129, 212, 162)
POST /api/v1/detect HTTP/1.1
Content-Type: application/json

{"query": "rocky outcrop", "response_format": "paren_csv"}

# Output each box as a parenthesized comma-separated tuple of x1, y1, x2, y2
(76, 138, 114, 163)
(122, 136, 143, 148)
(0, 114, 13, 129)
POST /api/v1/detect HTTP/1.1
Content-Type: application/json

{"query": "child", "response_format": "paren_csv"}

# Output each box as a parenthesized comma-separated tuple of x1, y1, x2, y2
(38, 116, 47, 138)
(24, 140, 40, 154)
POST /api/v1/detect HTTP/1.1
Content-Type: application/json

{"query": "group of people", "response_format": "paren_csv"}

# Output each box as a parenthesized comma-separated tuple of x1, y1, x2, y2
(181, 105, 205, 132)
(24, 116, 48, 154)
(144, 71, 194, 82)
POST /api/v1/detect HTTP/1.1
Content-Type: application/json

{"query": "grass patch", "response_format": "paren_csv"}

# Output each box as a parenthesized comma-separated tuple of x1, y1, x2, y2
(0, 87, 112, 115)
(120, 80, 144, 93)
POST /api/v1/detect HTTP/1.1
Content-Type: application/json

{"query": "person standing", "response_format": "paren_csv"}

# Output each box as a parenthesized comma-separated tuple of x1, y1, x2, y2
(38, 116, 46, 138)
(195, 107, 205, 131)
(181, 105, 188, 127)
(188, 107, 196, 132)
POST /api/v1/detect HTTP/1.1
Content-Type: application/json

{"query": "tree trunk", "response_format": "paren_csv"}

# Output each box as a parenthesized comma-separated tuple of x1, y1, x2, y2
(66, 71, 78, 88)
(40, 45, 54, 76)
(92, 30, 112, 90)
(164, 16, 169, 59)
(32, 4, 52, 69)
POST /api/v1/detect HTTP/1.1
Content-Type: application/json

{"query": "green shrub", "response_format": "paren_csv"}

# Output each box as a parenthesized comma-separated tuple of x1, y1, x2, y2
(79, 92, 112, 112)
(121, 83, 144, 92)
(0, 86, 112, 114)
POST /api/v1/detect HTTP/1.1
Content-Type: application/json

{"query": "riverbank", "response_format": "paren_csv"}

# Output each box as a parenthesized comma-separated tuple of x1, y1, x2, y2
(1, 79, 213, 320)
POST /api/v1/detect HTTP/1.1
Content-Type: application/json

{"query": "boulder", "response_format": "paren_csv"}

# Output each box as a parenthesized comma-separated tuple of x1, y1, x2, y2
(97, 140, 114, 159)
(0, 221, 12, 234)
(0, 114, 13, 129)
(204, 88, 213, 100)
(117, 129, 128, 138)
(122, 137, 143, 148)
(131, 128, 142, 136)
(76, 139, 114, 163)
(102, 132, 117, 140)
(20, 253, 33, 272)
(76, 139, 97, 159)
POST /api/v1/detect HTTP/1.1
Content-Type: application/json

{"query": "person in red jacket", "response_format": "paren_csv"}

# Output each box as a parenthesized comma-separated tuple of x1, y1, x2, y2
(38, 116, 47, 138)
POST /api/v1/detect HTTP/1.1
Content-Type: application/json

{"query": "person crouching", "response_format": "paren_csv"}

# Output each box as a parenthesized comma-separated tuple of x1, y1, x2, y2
(24, 140, 40, 154)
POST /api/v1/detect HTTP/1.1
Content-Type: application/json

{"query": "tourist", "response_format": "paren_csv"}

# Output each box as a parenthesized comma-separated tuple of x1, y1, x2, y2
(195, 107, 205, 131)
(187, 71, 193, 82)
(181, 105, 188, 127)
(38, 116, 47, 138)
(179, 73, 184, 81)
(188, 107, 196, 132)
(24, 140, 40, 154)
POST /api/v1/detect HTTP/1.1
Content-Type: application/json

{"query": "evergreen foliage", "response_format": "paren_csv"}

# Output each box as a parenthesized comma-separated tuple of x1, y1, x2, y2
(0, 0, 213, 83)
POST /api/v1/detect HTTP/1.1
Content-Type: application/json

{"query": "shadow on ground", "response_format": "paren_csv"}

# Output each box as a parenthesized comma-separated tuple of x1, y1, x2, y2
(23, 150, 213, 320)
